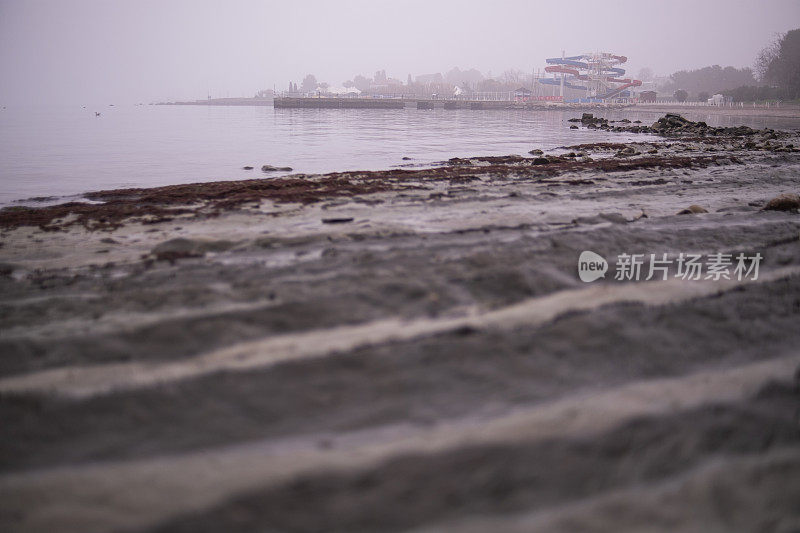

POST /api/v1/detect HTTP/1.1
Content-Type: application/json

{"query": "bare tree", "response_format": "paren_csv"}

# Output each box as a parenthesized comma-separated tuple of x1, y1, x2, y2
(501, 69, 523, 84)
(756, 29, 800, 96)
(756, 34, 782, 81)
(636, 67, 654, 82)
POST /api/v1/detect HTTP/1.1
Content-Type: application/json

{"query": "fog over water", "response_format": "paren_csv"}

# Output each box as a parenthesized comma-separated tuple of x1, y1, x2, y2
(1, 0, 799, 203)
(1, 0, 798, 104)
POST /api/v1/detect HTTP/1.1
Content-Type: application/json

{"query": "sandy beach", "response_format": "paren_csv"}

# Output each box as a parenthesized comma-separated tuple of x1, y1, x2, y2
(1, 115, 799, 532)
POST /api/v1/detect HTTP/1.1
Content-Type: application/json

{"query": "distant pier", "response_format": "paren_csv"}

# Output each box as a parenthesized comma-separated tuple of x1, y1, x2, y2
(273, 97, 404, 109)
(272, 97, 607, 110)
(162, 96, 629, 111)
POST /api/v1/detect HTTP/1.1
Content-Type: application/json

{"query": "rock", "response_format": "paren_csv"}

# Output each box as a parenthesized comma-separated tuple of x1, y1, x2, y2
(532, 157, 550, 165)
(151, 238, 202, 261)
(599, 212, 630, 224)
(650, 114, 758, 137)
(100, 237, 118, 244)
(321, 217, 354, 224)
(574, 113, 608, 127)
(569, 125, 578, 129)
(242, 166, 254, 170)
(528, 149, 544, 155)
(261, 165, 293, 172)
(677, 205, 709, 215)
(401, 157, 412, 160)
(763, 193, 800, 212)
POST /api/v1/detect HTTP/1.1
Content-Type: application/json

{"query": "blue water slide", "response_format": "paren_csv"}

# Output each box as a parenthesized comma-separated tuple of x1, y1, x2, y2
(546, 55, 585, 63)
(545, 58, 589, 69)
(537, 78, 589, 91)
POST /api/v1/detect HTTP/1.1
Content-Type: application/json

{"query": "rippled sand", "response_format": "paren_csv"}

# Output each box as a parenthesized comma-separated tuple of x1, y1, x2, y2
(1, 131, 799, 533)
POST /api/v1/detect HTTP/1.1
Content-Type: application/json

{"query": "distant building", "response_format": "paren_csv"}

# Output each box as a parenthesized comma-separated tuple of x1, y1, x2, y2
(639, 90, 657, 102)
(707, 93, 725, 106)
(514, 87, 532, 101)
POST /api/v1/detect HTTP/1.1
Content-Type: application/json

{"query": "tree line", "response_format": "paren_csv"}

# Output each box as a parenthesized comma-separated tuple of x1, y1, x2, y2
(666, 29, 799, 102)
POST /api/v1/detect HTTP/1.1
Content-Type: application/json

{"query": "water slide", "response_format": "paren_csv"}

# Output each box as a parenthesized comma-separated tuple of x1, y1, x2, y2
(537, 78, 588, 91)
(546, 58, 589, 69)
(546, 56, 626, 76)
(544, 65, 589, 80)
(604, 66, 627, 76)
(542, 53, 640, 100)
(597, 78, 642, 99)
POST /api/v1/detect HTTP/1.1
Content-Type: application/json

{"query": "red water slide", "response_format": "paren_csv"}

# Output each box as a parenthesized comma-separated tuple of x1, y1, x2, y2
(544, 65, 589, 80)
(598, 78, 642, 99)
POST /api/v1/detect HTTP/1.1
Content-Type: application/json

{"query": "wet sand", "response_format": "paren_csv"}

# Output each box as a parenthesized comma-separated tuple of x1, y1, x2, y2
(0, 121, 799, 532)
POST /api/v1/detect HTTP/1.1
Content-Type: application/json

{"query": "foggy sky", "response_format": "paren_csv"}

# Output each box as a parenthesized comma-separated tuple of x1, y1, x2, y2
(1, 0, 798, 104)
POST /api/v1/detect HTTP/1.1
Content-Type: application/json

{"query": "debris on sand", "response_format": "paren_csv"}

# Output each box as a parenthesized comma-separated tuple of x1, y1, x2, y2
(615, 146, 638, 157)
(151, 237, 236, 262)
(572, 212, 629, 225)
(677, 205, 709, 215)
(762, 193, 800, 212)
(4, 129, 796, 233)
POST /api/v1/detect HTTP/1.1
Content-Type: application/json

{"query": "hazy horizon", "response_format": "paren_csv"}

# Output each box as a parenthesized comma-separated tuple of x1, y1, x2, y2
(1, 0, 798, 105)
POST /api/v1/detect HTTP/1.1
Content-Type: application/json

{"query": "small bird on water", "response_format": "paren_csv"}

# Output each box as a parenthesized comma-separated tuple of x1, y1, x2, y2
(95, 112, 101, 117)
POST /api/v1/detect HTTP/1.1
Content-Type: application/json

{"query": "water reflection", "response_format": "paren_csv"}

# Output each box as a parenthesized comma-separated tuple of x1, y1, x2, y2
(1, 105, 798, 205)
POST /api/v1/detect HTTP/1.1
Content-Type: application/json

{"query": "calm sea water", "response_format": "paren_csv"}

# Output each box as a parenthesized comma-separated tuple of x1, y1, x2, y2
(1, 104, 799, 206)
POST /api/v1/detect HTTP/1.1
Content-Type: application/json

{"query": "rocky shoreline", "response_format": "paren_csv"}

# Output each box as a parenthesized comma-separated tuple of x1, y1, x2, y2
(1, 115, 799, 533)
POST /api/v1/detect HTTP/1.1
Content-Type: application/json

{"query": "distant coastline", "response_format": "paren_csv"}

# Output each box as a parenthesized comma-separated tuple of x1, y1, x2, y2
(157, 96, 800, 119)
(158, 97, 274, 106)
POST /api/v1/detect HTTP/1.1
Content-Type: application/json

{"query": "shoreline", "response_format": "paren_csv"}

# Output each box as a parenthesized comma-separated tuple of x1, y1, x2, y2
(158, 96, 800, 119)
(1, 116, 799, 532)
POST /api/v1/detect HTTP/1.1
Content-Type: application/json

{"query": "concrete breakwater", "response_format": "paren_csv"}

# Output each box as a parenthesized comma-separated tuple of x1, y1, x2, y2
(273, 97, 405, 109)
(274, 97, 630, 110)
